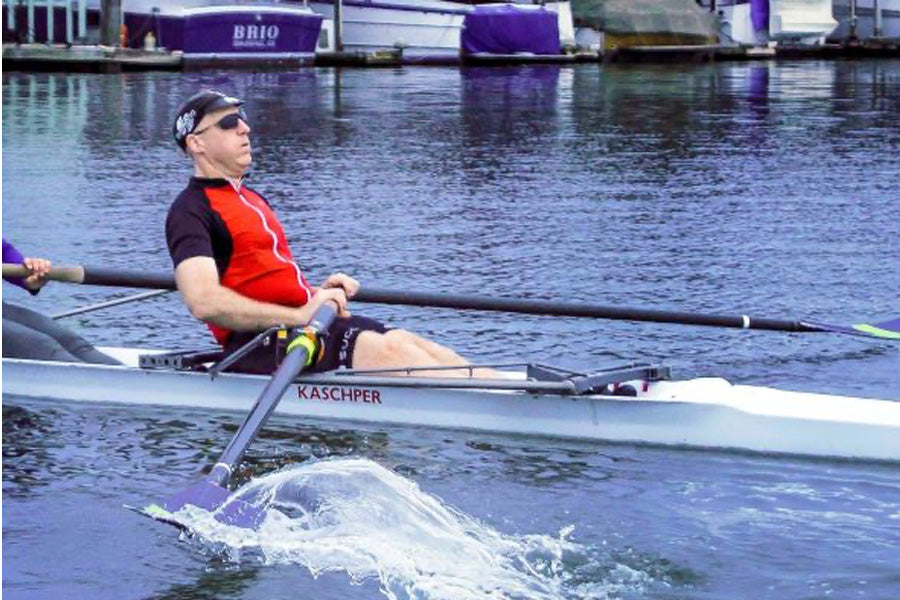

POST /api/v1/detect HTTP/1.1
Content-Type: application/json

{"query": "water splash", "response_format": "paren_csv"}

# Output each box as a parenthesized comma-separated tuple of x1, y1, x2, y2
(170, 458, 658, 600)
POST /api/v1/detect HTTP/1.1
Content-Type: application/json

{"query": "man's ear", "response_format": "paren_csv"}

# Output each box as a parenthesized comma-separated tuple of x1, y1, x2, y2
(185, 134, 203, 156)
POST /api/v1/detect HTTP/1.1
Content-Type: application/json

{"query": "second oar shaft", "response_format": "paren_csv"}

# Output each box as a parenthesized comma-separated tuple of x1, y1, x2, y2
(53, 289, 170, 319)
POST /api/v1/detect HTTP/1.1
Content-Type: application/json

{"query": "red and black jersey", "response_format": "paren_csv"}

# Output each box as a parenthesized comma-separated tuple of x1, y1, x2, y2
(166, 177, 313, 345)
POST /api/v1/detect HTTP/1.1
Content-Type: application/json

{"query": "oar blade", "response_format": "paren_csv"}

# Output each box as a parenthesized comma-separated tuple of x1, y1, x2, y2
(805, 317, 900, 340)
(853, 318, 900, 340)
(164, 479, 232, 512)
(216, 498, 267, 529)
(141, 480, 266, 529)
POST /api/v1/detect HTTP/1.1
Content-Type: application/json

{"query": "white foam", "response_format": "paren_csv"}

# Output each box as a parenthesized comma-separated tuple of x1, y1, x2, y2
(170, 458, 654, 600)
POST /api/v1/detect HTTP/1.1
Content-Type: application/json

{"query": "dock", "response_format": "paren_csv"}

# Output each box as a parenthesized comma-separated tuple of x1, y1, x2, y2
(3, 39, 899, 73)
(3, 44, 182, 72)
(314, 50, 404, 67)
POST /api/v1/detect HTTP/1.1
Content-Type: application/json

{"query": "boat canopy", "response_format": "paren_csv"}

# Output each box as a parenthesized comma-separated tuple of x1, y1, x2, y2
(462, 5, 561, 55)
(571, 0, 718, 46)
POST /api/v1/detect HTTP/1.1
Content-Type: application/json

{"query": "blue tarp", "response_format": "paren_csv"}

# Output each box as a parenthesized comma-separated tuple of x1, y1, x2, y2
(462, 5, 561, 55)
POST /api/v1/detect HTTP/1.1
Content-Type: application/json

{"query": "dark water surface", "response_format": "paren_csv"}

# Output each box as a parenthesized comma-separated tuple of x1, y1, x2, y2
(3, 61, 900, 599)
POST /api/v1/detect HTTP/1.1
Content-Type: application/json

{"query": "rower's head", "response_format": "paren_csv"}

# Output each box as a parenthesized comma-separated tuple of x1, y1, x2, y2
(173, 90, 252, 177)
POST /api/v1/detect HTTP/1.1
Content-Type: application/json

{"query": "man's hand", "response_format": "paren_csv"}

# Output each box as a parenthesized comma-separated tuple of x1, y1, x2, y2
(321, 272, 359, 298)
(307, 286, 350, 318)
(23, 257, 51, 291)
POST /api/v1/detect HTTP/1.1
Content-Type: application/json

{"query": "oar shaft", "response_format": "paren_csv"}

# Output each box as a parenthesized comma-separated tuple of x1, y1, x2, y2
(354, 288, 819, 334)
(52, 289, 171, 320)
(208, 303, 338, 488)
(208, 346, 311, 487)
(80, 267, 176, 290)
(0, 263, 827, 334)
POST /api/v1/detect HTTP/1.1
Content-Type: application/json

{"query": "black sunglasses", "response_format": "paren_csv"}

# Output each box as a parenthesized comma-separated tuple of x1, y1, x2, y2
(193, 109, 249, 136)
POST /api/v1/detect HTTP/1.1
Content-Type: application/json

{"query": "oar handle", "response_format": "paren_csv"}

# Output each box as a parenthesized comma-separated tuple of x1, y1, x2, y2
(2, 263, 177, 289)
(2, 263, 86, 284)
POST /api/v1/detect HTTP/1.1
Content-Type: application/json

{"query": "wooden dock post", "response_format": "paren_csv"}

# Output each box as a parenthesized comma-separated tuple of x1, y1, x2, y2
(874, 0, 883, 37)
(65, 0, 74, 44)
(78, 0, 87, 41)
(100, 0, 121, 46)
(46, 0, 53, 43)
(27, 0, 35, 42)
(335, 0, 343, 52)
(6, 0, 14, 34)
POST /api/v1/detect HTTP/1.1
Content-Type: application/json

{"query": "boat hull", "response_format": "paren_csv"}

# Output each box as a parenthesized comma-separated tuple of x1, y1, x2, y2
(181, 6, 323, 59)
(1, 2, 323, 58)
(3, 354, 899, 463)
(309, 0, 467, 60)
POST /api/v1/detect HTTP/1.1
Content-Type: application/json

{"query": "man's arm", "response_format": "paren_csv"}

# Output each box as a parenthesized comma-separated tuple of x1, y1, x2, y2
(175, 256, 348, 331)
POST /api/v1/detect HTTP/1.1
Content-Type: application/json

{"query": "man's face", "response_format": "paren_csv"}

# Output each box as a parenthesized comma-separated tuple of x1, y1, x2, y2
(189, 106, 252, 171)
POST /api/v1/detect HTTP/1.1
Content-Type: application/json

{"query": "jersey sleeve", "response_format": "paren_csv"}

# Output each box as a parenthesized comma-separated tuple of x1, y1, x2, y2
(2, 238, 37, 294)
(166, 192, 215, 269)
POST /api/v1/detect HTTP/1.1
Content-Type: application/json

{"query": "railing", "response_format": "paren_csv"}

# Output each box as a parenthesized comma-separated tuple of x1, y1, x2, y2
(4, 0, 87, 44)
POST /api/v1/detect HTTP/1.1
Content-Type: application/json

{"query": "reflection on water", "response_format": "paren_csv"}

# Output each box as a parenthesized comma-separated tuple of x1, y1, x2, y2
(2, 404, 58, 499)
(141, 564, 261, 600)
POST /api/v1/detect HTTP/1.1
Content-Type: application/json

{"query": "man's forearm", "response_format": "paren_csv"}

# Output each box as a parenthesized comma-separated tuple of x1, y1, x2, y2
(197, 285, 312, 331)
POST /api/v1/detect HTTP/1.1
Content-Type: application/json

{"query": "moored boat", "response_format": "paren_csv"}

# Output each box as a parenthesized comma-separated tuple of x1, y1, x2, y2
(706, 0, 838, 46)
(1, 0, 579, 63)
(179, 5, 323, 64)
(1, 0, 324, 62)
(4, 347, 899, 463)
(310, 0, 469, 61)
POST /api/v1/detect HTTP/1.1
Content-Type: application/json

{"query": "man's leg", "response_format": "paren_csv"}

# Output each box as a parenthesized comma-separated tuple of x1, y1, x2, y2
(2, 302, 121, 365)
(2, 318, 83, 362)
(351, 329, 499, 378)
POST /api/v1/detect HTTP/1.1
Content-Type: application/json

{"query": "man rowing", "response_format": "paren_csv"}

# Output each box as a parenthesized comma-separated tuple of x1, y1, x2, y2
(167, 91, 493, 377)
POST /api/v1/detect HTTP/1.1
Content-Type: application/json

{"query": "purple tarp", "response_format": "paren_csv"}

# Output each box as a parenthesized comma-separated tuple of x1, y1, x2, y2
(750, 0, 769, 32)
(462, 5, 561, 56)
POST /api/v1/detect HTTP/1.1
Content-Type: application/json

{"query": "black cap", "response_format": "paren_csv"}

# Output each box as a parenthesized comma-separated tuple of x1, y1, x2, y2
(173, 90, 244, 151)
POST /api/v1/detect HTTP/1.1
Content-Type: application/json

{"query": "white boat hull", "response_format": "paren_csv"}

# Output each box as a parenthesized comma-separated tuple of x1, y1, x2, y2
(714, 0, 838, 45)
(3, 349, 899, 463)
(310, 0, 467, 59)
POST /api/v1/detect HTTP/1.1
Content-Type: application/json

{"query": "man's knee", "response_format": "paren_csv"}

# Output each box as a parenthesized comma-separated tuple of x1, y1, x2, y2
(352, 330, 410, 368)
(356, 330, 416, 359)
(383, 329, 416, 342)
(380, 329, 420, 358)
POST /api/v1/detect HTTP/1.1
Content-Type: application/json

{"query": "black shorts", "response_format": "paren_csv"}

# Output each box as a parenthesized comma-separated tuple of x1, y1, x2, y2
(223, 315, 390, 375)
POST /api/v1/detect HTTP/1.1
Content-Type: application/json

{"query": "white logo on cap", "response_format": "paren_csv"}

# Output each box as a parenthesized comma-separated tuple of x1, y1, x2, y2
(175, 109, 197, 140)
